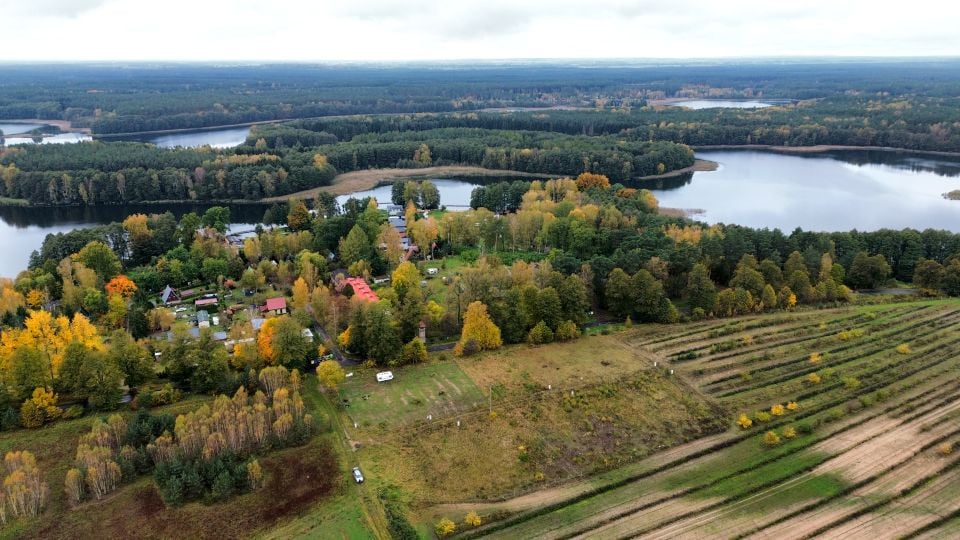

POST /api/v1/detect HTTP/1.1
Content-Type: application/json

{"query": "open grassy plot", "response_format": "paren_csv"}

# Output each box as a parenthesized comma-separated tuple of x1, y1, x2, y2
(340, 362, 486, 429)
(433, 299, 960, 540)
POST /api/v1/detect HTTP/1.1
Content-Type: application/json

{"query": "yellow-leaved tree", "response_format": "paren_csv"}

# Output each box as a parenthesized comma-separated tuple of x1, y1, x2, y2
(291, 277, 309, 312)
(1, 311, 103, 382)
(454, 301, 502, 356)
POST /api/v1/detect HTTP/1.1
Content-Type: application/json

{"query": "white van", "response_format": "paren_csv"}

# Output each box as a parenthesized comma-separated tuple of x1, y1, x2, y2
(376, 371, 394, 382)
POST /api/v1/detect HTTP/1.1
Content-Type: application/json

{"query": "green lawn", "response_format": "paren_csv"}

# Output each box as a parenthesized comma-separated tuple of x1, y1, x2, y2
(340, 361, 485, 429)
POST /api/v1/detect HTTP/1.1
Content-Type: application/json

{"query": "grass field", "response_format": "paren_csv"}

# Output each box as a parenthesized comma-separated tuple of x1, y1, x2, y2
(340, 362, 486, 429)
(435, 299, 960, 539)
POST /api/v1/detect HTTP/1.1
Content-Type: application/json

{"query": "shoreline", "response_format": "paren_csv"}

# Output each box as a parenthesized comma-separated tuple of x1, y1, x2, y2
(692, 144, 960, 158)
(635, 159, 717, 180)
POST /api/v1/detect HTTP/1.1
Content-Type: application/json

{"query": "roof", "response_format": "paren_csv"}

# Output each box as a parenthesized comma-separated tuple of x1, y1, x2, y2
(264, 297, 287, 311)
(196, 311, 210, 322)
(160, 285, 178, 303)
(195, 297, 218, 307)
(251, 318, 266, 331)
(342, 277, 380, 303)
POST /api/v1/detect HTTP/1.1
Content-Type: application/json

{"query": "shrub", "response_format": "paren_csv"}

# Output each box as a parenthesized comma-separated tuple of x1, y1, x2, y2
(938, 443, 954, 456)
(527, 321, 554, 345)
(755, 411, 772, 423)
(782, 426, 797, 439)
(435, 517, 457, 537)
(63, 405, 84, 419)
(736, 413, 753, 430)
(464, 511, 482, 528)
(796, 421, 815, 435)
(807, 373, 822, 385)
(763, 431, 781, 447)
(843, 377, 861, 390)
(896, 343, 911, 354)
(786, 401, 799, 411)
(809, 352, 822, 364)
(770, 404, 785, 416)
(555, 320, 581, 341)
(20, 388, 62, 429)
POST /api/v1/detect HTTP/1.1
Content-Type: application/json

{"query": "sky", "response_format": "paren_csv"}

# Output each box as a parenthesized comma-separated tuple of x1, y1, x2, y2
(2, 0, 959, 62)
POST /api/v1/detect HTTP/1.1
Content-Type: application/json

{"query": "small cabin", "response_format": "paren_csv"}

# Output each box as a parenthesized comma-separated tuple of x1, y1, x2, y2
(261, 297, 288, 315)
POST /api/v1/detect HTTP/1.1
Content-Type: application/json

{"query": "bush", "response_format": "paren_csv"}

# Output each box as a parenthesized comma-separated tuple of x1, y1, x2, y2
(20, 387, 62, 428)
(384, 502, 418, 540)
(755, 411, 772, 423)
(809, 352, 822, 364)
(555, 320, 581, 341)
(807, 373, 822, 385)
(435, 517, 457, 537)
(763, 431, 781, 447)
(843, 377, 861, 390)
(0, 407, 20, 430)
(770, 404, 785, 416)
(896, 343, 911, 354)
(938, 443, 954, 456)
(527, 321, 554, 345)
(62, 405, 84, 419)
(786, 401, 799, 411)
(782, 426, 797, 439)
(736, 413, 753, 429)
(464, 511, 482, 528)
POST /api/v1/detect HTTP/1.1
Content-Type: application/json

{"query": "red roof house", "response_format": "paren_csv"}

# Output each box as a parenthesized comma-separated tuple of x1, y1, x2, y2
(262, 297, 288, 315)
(342, 277, 380, 303)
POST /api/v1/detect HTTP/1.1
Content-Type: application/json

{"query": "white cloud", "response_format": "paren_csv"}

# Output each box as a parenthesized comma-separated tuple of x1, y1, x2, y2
(0, 0, 958, 61)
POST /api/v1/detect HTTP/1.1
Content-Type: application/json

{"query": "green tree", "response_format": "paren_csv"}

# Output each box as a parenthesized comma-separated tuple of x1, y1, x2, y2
(687, 263, 717, 313)
(339, 225, 372, 267)
(76, 241, 121, 282)
(201, 206, 231, 233)
(420, 181, 440, 209)
(106, 330, 153, 387)
(80, 352, 124, 410)
(604, 268, 634, 318)
(847, 252, 891, 290)
(913, 258, 945, 292)
(761, 284, 778, 310)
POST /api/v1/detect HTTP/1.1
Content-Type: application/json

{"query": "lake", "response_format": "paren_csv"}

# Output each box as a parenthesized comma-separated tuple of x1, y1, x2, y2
(336, 179, 479, 209)
(0, 122, 93, 144)
(1, 149, 959, 277)
(646, 150, 960, 232)
(670, 100, 774, 109)
(115, 126, 251, 148)
(0, 204, 268, 279)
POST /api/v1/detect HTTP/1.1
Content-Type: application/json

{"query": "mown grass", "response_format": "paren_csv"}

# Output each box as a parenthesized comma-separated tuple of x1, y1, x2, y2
(340, 361, 485, 429)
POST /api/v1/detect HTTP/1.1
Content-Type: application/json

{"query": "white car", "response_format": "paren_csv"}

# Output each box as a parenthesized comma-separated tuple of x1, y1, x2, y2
(376, 371, 394, 382)
(352, 467, 364, 483)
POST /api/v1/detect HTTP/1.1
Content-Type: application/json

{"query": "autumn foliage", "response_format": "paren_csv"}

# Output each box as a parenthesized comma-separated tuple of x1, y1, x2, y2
(104, 275, 138, 298)
(575, 172, 611, 191)
(454, 301, 502, 356)
(1, 451, 48, 522)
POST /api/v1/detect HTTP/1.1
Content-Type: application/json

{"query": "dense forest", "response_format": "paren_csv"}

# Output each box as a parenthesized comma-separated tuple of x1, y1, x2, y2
(0, 126, 693, 204)
(2, 61, 960, 135)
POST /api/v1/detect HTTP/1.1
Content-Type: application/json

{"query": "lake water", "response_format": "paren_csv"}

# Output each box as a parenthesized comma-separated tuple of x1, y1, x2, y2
(2, 149, 960, 277)
(336, 179, 478, 209)
(671, 100, 774, 109)
(0, 204, 268, 279)
(0, 122, 93, 144)
(0, 123, 45, 135)
(117, 126, 251, 149)
(646, 150, 960, 232)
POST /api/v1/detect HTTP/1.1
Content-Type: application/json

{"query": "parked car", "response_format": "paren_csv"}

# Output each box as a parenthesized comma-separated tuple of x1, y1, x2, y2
(352, 467, 364, 484)
(376, 371, 394, 382)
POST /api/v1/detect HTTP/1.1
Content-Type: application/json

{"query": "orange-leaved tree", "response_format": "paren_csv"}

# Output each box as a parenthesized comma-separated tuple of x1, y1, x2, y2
(105, 275, 138, 298)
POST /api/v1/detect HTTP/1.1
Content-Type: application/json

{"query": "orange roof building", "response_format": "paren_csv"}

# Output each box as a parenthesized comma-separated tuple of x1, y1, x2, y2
(342, 277, 380, 302)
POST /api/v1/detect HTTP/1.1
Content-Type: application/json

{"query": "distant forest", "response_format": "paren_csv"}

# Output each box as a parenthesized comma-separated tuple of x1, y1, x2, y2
(3, 61, 960, 206)
(1, 61, 960, 135)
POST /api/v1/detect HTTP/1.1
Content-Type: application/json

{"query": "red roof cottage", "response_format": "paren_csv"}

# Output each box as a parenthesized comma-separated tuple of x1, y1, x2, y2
(262, 297, 288, 315)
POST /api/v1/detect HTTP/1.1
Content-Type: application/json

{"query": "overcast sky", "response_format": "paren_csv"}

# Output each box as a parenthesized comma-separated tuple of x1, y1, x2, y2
(2, 0, 959, 62)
